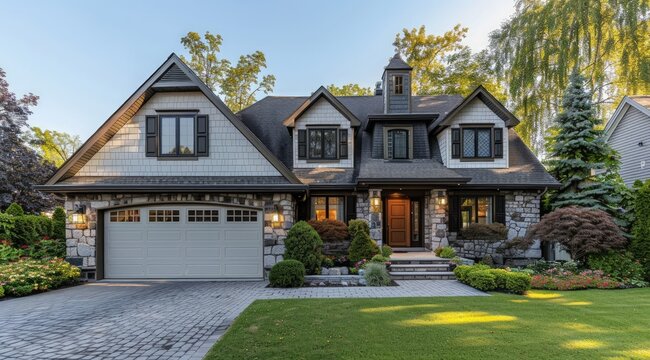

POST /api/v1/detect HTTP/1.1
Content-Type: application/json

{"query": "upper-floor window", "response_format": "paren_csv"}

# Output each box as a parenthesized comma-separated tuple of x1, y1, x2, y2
(387, 129, 409, 159)
(393, 75, 404, 95)
(309, 128, 337, 159)
(451, 127, 503, 160)
(160, 115, 195, 156)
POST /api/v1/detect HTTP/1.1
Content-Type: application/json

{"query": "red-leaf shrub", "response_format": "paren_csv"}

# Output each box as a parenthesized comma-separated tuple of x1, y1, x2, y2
(530, 269, 623, 290)
(307, 219, 349, 242)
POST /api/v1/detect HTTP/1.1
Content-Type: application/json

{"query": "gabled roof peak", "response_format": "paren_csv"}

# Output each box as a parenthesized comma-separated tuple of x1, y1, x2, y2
(385, 52, 412, 71)
(282, 86, 361, 127)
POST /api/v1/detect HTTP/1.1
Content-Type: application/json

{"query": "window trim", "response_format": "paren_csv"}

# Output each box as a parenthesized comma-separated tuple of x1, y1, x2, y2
(310, 196, 346, 222)
(158, 114, 197, 158)
(460, 125, 494, 161)
(459, 195, 494, 228)
(307, 127, 339, 160)
(383, 126, 413, 160)
(392, 75, 404, 95)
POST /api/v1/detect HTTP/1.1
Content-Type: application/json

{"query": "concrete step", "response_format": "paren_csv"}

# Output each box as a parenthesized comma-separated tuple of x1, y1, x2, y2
(389, 258, 451, 265)
(389, 271, 456, 280)
(389, 264, 451, 272)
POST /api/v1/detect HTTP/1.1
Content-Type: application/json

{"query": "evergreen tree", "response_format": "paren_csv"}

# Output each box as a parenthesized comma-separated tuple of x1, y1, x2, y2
(546, 71, 627, 228)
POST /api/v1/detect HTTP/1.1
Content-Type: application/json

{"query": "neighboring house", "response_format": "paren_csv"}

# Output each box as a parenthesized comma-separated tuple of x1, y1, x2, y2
(41, 53, 559, 280)
(605, 96, 650, 186)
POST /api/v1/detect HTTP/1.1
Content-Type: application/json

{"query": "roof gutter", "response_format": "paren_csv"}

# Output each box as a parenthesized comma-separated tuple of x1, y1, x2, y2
(36, 184, 308, 194)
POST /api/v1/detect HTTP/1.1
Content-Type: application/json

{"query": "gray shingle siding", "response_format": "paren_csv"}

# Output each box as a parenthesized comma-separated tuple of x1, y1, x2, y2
(370, 122, 430, 159)
(608, 106, 650, 185)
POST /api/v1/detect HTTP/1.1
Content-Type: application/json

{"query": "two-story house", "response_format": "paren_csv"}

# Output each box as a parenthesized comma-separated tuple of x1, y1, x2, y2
(41, 53, 559, 280)
(605, 96, 650, 186)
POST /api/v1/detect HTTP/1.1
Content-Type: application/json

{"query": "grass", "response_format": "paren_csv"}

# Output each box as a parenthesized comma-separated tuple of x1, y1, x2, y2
(205, 288, 650, 360)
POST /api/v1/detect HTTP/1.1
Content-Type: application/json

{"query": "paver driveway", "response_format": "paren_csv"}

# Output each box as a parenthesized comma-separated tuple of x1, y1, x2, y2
(0, 280, 484, 360)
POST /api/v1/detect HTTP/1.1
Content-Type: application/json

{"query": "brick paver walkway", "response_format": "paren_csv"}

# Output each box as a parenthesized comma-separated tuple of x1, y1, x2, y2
(0, 280, 485, 360)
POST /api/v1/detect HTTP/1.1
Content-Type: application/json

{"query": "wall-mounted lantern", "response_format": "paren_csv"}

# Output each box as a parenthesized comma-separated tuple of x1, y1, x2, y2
(271, 205, 284, 228)
(436, 191, 447, 206)
(370, 190, 382, 213)
(69, 205, 87, 229)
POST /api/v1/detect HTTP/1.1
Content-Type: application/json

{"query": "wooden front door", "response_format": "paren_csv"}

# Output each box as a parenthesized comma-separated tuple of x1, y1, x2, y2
(387, 198, 410, 247)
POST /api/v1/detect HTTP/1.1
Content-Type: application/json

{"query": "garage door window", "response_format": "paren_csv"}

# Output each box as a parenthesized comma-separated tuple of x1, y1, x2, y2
(148, 209, 180, 222)
(227, 209, 258, 222)
(188, 209, 219, 222)
(109, 210, 140, 222)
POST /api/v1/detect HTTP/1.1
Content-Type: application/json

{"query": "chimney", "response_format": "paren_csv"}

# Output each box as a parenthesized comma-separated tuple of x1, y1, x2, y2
(374, 81, 382, 96)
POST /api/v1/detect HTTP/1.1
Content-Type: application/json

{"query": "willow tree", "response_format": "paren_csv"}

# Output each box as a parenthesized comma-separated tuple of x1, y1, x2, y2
(489, 0, 650, 155)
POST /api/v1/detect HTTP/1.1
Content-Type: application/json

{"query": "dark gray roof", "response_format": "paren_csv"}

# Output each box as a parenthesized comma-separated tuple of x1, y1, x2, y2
(453, 129, 559, 188)
(385, 53, 412, 70)
(293, 168, 355, 185)
(358, 159, 468, 183)
(57, 176, 292, 185)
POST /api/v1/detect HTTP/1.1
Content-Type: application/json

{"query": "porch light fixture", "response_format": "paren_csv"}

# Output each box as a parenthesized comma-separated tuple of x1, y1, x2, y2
(437, 191, 447, 206)
(271, 205, 283, 227)
(370, 191, 382, 213)
(69, 205, 87, 229)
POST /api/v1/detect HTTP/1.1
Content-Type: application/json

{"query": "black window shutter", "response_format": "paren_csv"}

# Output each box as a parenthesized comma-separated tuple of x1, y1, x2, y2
(451, 128, 461, 159)
(494, 128, 503, 158)
(339, 129, 348, 159)
(145, 115, 158, 157)
(346, 195, 357, 223)
(448, 195, 460, 232)
(494, 195, 506, 225)
(297, 129, 307, 159)
(196, 115, 209, 156)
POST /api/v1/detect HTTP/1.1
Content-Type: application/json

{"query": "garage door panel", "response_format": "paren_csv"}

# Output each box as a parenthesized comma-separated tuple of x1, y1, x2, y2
(105, 205, 262, 279)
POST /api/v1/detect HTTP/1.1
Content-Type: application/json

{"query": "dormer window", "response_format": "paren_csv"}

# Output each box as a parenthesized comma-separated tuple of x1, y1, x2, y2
(393, 75, 404, 95)
(451, 126, 503, 161)
(384, 127, 412, 160)
(309, 128, 338, 160)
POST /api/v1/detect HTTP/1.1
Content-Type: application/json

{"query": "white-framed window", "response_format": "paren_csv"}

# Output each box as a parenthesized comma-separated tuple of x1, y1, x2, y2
(148, 209, 180, 222)
(188, 209, 219, 222)
(226, 209, 258, 222)
(109, 210, 140, 222)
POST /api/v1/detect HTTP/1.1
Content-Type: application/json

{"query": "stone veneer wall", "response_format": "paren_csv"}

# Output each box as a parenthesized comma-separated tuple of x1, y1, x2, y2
(448, 190, 542, 261)
(64, 193, 294, 276)
(426, 189, 449, 251)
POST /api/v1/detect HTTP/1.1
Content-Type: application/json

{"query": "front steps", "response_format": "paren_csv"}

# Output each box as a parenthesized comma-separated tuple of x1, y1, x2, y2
(388, 257, 456, 280)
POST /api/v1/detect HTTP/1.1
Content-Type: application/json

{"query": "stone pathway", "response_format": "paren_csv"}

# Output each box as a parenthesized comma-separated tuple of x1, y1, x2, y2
(0, 280, 485, 360)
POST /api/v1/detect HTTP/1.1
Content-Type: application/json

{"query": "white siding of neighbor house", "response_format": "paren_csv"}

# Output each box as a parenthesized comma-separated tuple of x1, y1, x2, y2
(608, 105, 650, 186)
(76, 92, 281, 177)
(438, 98, 509, 168)
(292, 98, 354, 169)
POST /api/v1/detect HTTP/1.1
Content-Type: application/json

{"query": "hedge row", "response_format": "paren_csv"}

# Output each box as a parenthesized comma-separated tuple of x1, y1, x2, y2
(454, 265, 531, 294)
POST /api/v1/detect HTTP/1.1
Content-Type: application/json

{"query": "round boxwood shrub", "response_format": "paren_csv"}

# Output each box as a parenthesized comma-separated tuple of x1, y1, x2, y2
(439, 246, 456, 259)
(467, 270, 497, 291)
(284, 221, 323, 275)
(505, 272, 531, 294)
(381, 245, 393, 258)
(364, 262, 392, 286)
(348, 219, 369, 239)
(269, 260, 305, 288)
(348, 220, 374, 263)
(453, 264, 491, 283)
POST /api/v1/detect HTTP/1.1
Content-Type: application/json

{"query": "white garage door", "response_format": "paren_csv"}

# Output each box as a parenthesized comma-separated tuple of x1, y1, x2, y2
(104, 205, 263, 279)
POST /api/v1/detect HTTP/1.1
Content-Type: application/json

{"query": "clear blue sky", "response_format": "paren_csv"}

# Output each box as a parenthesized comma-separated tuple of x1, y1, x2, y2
(1, 0, 514, 140)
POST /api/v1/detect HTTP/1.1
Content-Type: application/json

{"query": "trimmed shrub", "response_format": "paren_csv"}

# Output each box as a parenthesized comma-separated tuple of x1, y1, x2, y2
(453, 264, 490, 283)
(370, 254, 389, 263)
(381, 245, 393, 258)
(284, 221, 323, 275)
(364, 262, 392, 286)
(0, 286, 4, 298)
(505, 272, 531, 294)
(0, 212, 15, 241)
(439, 246, 456, 259)
(269, 260, 305, 288)
(632, 180, 650, 280)
(348, 219, 369, 240)
(0, 244, 23, 263)
(12, 216, 39, 248)
(52, 207, 66, 240)
(321, 256, 335, 268)
(5, 203, 24, 217)
(0, 258, 80, 296)
(349, 231, 374, 263)
(307, 219, 349, 242)
(459, 223, 508, 240)
(26, 215, 53, 238)
(29, 239, 66, 260)
(489, 268, 509, 289)
(434, 247, 444, 256)
(588, 252, 645, 283)
(467, 270, 497, 291)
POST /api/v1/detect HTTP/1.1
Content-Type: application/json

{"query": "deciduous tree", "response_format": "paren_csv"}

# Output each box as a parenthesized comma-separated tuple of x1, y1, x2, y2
(26, 127, 81, 167)
(326, 83, 372, 96)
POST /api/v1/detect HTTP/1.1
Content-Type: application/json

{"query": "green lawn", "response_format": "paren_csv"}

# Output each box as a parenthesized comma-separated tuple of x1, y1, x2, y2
(205, 288, 650, 360)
